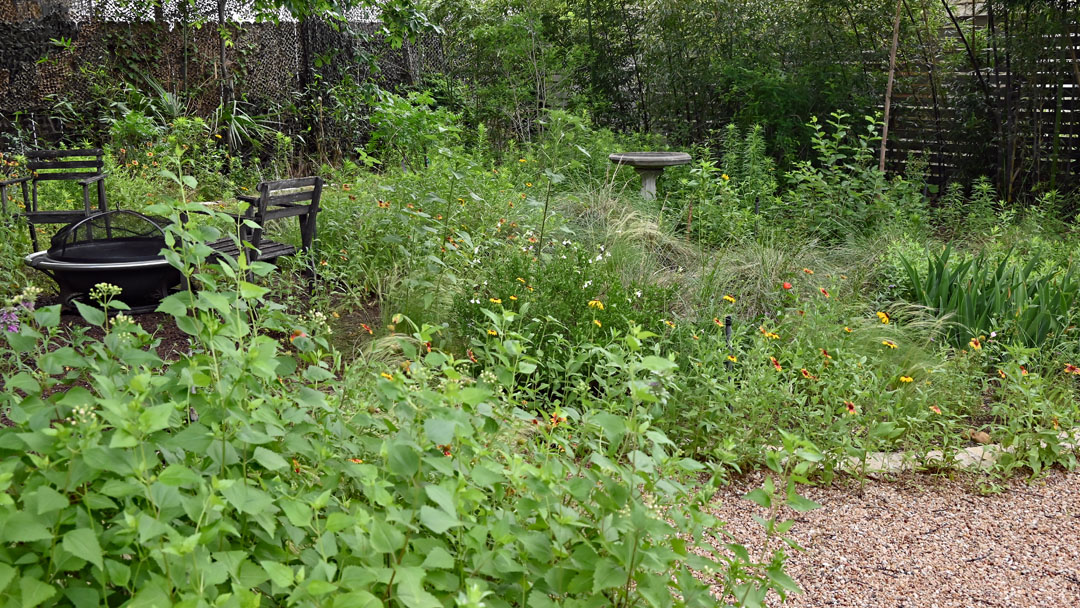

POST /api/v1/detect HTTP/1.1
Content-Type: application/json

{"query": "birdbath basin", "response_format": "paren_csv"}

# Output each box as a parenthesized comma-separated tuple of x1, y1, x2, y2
(608, 151, 691, 199)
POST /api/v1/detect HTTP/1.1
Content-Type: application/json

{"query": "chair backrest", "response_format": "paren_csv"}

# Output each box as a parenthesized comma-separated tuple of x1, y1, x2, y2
(26, 149, 105, 183)
(253, 176, 323, 215)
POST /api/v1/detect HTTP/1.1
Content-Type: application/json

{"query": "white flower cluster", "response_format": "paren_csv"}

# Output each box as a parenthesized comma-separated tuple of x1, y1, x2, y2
(299, 310, 333, 336)
(89, 282, 123, 301)
(65, 405, 99, 426)
(8, 285, 42, 308)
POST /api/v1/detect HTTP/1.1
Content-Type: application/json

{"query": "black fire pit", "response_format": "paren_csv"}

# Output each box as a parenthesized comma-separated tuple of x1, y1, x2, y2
(24, 210, 182, 310)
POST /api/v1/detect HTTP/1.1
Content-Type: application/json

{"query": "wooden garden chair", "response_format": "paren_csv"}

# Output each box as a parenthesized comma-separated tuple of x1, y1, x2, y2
(0, 149, 109, 250)
(208, 176, 323, 264)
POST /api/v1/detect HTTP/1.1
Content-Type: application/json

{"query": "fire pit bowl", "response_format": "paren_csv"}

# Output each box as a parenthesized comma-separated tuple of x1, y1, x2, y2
(24, 210, 182, 309)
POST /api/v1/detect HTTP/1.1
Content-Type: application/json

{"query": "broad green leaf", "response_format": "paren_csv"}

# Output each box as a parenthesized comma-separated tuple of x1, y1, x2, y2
(158, 464, 200, 486)
(303, 365, 336, 382)
(592, 558, 625, 592)
(7, 372, 40, 395)
(640, 355, 677, 372)
(421, 547, 454, 570)
(419, 505, 460, 534)
(742, 488, 771, 509)
(126, 583, 172, 608)
(33, 304, 61, 327)
(332, 591, 382, 608)
(1, 510, 51, 542)
(386, 441, 419, 477)
(19, 577, 57, 608)
(34, 486, 70, 514)
(238, 281, 270, 300)
(260, 561, 294, 588)
(0, 563, 14, 592)
(105, 559, 131, 586)
(253, 446, 289, 471)
(423, 418, 455, 445)
(304, 580, 338, 596)
(766, 564, 802, 594)
(280, 499, 313, 528)
(785, 491, 822, 513)
(64, 586, 100, 608)
(424, 484, 456, 517)
(140, 404, 176, 434)
(63, 528, 103, 570)
(394, 568, 442, 608)
(368, 518, 405, 553)
(222, 482, 275, 515)
(74, 301, 105, 326)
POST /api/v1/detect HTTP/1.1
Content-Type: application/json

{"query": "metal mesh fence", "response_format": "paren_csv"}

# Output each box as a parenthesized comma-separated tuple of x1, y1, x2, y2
(0, 0, 445, 147)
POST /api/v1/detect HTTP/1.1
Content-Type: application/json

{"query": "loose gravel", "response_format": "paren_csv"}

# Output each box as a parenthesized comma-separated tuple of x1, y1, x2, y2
(704, 469, 1080, 607)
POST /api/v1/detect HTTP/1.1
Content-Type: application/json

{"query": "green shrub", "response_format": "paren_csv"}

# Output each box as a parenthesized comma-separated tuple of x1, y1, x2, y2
(0, 181, 809, 605)
(367, 91, 462, 172)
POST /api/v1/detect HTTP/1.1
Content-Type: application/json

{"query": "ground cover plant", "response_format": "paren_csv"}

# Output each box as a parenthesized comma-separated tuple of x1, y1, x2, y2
(2, 63, 1080, 608)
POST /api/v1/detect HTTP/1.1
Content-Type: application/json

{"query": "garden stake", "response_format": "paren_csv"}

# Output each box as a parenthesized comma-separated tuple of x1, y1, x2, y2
(724, 315, 733, 374)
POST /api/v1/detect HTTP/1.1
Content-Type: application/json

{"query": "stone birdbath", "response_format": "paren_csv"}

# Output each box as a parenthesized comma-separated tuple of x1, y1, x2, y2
(608, 151, 691, 200)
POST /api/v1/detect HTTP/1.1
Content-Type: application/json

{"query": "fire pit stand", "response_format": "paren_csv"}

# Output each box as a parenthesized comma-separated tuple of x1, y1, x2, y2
(23, 210, 183, 311)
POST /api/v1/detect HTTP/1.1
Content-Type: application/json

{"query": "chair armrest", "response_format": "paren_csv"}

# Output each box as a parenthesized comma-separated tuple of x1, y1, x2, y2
(237, 194, 259, 204)
(0, 176, 31, 186)
(77, 172, 108, 186)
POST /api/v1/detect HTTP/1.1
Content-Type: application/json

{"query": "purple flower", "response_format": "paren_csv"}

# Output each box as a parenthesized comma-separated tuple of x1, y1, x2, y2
(0, 309, 18, 333)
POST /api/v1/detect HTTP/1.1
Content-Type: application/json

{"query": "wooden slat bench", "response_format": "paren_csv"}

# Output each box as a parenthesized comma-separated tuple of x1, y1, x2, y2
(207, 176, 323, 264)
(1, 149, 109, 250)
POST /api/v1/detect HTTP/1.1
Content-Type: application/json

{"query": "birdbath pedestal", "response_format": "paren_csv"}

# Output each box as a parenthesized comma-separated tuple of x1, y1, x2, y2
(608, 151, 691, 200)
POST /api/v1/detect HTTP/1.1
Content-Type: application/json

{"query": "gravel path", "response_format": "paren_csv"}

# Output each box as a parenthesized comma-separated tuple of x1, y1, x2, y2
(705, 469, 1080, 607)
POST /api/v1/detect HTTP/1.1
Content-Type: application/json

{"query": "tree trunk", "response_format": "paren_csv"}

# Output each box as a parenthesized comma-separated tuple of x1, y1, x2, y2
(879, 0, 903, 173)
(218, 0, 229, 107)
